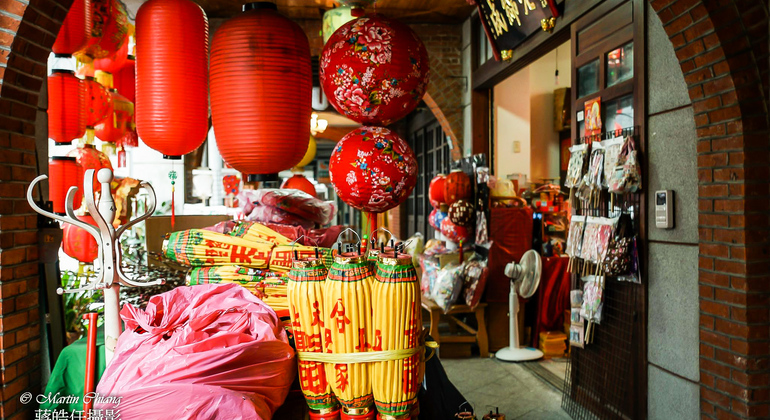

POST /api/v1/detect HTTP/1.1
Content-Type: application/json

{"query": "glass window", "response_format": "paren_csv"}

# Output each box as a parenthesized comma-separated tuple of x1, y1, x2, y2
(607, 42, 633, 87)
(604, 94, 634, 132)
(577, 59, 600, 98)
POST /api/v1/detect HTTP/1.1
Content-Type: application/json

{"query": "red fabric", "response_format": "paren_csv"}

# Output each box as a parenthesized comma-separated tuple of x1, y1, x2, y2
(531, 256, 571, 347)
(485, 207, 533, 303)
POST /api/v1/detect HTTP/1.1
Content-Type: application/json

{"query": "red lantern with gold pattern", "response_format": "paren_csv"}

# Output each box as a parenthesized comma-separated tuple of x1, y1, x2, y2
(68, 144, 113, 197)
(428, 173, 446, 208)
(136, 0, 209, 158)
(78, 0, 129, 59)
(440, 217, 471, 244)
(211, 2, 311, 180)
(281, 174, 316, 198)
(329, 126, 417, 213)
(63, 215, 99, 263)
(48, 157, 82, 214)
(82, 76, 113, 143)
(444, 169, 472, 205)
(48, 70, 86, 145)
(92, 32, 130, 80)
(52, 0, 92, 55)
(320, 14, 429, 126)
(95, 90, 132, 143)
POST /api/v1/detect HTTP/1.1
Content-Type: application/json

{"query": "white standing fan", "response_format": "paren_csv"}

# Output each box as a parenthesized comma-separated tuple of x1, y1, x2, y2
(496, 249, 544, 362)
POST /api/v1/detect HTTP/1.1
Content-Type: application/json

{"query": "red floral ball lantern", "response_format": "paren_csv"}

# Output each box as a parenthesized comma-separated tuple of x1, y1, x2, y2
(429, 173, 446, 208)
(448, 199, 474, 227)
(48, 70, 86, 145)
(49, 157, 82, 214)
(320, 14, 429, 126)
(444, 169, 472, 205)
(78, 0, 129, 59)
(211, 2, 311, 180)
(95, 90, 132, 143)
(63, 215, 99, 263)
(329, 126, 417, 213)
(52, 0, 92, 55)
(136, 0, 209, 158)
(281, 174, 316, 198)
(68, 144, 113, 197)
(428, 208, 447, 231)
(440, 217, 471, 244)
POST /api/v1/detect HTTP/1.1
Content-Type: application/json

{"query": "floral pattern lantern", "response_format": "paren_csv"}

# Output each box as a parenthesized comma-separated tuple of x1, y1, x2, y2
(68, 144, 113, 197)
(428, 208, 447, 231)
(282, 174, 316, 198)
(63, 215, 99, 263)
(440, 217, 471, 244)
(77, 0, 129, 59)
(320, 15, 429, 126)
(329, 126, 417, 213)
(444, 169, 472, 205)
(428, 173, 446, 208)
(448, 199, 474, 227)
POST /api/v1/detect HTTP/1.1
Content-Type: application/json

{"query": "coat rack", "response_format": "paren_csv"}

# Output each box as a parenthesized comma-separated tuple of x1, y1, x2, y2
(27, 168, 164, 363)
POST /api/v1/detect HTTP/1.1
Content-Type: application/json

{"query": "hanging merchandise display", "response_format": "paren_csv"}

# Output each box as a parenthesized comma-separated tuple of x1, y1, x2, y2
(62, 214, 99, 263)
(52, 0, 91, 55)
(295, 136, 318, 170)
(428, 174, 446, 209)
(77, 0, 129, 60)
(48, 157, 82, 215)
(440, 217, 471, 244)
(136, 0, 209, 158)
(47, 70, 86, 145)
(448, 199, 474, 227)
(94, 90, 133, 144)
(82, 77, 113, 144)
(210, 2, 311, 181)
(444, 169, 472, 205)
(329, 126, 417, 213)
(319, 14, 429, 126)
(67, 144, 113, 197)
(322, 6, 354, 42)
(282, 174, 317, 198)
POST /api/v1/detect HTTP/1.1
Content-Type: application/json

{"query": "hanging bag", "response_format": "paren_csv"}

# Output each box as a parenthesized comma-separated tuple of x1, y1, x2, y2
(608, 136, 642, 194)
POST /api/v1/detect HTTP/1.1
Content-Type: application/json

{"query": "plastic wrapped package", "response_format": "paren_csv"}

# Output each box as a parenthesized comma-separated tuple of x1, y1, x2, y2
(462, 260, 488, 309)
(95, 284, 296, 420)
(587, 143, 605, 190)
(565, 215, 586, 258)
(240, 189, 336, 226)
(600, 137, 624, 188)
(419, 256, 440, 296)
(244, 204, 316, 230)
(565, 143, 589, 188)
(431, 263, 465, 313)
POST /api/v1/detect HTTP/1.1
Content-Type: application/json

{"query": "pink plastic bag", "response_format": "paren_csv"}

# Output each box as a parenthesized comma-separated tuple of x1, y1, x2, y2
(246, 189, 336, 225)
(95, 283, 296, 420)
(245, 204, 315, 230)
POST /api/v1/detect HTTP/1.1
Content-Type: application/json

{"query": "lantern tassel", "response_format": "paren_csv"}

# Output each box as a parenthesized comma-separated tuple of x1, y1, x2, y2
(169, 169, 178, 230)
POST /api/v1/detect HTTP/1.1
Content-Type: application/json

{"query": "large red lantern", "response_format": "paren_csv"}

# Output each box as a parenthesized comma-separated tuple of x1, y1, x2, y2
(281, 174, 316, 198)
(211, 2, 311, 181)
(95, 90, 132, 143)
(92, 33, 130, 78)
(52, 0, 92, 55)
(444, 169, 472, 205)
(136, 0, 209, 158)
(68, 144, 113, 196)
(63, 215, 99, 263)
(329, 126, 417, 213)
(112, 56, 135, 102)
(428, 174, 446, 208)
(48, 70, 86, 145)
(320, 15, 429, 126)
(440, 217, 471, 244)
(48, 157, 82, 214)
(78, 0, 129, 59)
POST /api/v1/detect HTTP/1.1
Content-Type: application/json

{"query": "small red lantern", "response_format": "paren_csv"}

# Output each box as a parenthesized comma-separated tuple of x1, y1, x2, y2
(211, 2, 311, 180)
(48, 70, 86, 145)
(282, 174, 317, 198)
(320, 14, 429, 126)
(444, 169, 472, 205)
(329, 126, 417, 213)
(428, 174, 446, 208)
(52, 0, 92, 55)
(68, 144, 113, 196)
(440, 217, 471, 244)
(63, 215, 99, 263)
(95, 90, 132, 143)
(48, 157, 82, 214)
(448, 199, 474, 227)
(136, 0, 209, 158)
(82, 76, 113, 143)
(78, 0, 129, 59)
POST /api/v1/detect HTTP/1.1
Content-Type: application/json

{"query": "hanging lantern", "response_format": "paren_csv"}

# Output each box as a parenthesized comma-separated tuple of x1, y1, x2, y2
(82, 76, 113, 144)
(329, 126, 417, 213)
(136, 0, 209, 159)
(68, 144, 113, 197)
(63, 215, 99, 263)
(428, 174, 446, 208)
(48, 157, 82, 215)
(428, 208, 447, 231)
(92, 33, 129, 77)
(281, 174, 317, 198)
(444, 169, 472, 205)
(48, 70, 86, 145)
(322, 6, 354, 43)
(77, 0, 129, 59)
(295, 136, 317, 169)
(52, 0, 92, 55)
(112, 55, 135, 102)
(440, 217, 471, 244)
(320, 15, 429, 126)
(211, 2, 311, 181)
(95, 90, 132, 143)
(448, 199, 474, 227)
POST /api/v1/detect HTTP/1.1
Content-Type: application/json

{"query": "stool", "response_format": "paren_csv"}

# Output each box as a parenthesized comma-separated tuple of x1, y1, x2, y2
(421, 296, 488, 358)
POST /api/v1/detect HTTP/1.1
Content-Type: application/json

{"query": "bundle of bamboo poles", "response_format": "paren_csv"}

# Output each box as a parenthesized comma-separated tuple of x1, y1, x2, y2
(163, 229, 273, 267)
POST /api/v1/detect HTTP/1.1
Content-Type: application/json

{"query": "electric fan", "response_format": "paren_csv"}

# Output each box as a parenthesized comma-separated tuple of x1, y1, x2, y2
(496, 249, 544, 362)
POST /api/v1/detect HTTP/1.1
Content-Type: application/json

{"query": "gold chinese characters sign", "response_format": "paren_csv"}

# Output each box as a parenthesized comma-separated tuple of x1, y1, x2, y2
(475, 0, 559, 61)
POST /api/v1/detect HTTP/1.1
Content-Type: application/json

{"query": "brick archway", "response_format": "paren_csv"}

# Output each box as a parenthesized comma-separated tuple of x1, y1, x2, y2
(0, 1, 767, 419)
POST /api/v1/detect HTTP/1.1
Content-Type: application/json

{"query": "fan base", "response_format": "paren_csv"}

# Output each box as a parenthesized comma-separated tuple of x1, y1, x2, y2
(495, 346, 544, 362)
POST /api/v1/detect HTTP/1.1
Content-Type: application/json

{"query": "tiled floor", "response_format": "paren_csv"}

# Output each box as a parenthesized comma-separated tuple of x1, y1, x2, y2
(441, 357, 572, 420)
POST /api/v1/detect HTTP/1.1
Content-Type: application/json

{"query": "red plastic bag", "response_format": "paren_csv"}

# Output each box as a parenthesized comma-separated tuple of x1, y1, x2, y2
(245, 204, 315, 230)
(248, 189, 336, 226)
(95, 283, 296, 420)
(304, 225, 347, 248)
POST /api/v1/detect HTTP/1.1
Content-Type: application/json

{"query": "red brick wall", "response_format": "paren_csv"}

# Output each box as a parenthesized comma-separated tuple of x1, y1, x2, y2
(649, 0, 770, 418)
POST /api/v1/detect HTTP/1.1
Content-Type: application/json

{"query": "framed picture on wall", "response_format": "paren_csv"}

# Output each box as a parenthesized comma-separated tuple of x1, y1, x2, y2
(584, 97, 602, 137)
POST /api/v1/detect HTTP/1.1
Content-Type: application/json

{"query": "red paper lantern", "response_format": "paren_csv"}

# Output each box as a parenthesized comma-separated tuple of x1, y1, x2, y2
(52, 0, 92, 55)
(444, 169, 472, 205)
(112, 56, 135, 102)
(48, 70, 86, 145)
(63, 215, 99, 263)
(428, 208, 447, 231)
(282, 174, 316, 198)
(136, 0, 208, 158)
(329, 126, 417, 213)
(429, 174, 446, 208)
(95, 90, 132, 143)
(49, 157, 82, 214)
(92, 32, 129, 76)
(68, 144, 113, 196)
(82, 76, 113, 143)
(77, 0, 129, 59)
(211, 2, 311, 180)
(440, 217, 471, 244)
(448, 199, 474, 227)
(320, 14, 429, 126)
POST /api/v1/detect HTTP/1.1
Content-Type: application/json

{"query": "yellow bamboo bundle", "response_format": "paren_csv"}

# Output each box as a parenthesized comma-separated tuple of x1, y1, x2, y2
(288, 257, 338, 414)
(163, 229, 274, 267)
(259, 277, 289, 312)
(228, 221, 292, 245)
(371, 252, 422, 419)
(323, 252, 374, 417)
(269, 245, 323, 272)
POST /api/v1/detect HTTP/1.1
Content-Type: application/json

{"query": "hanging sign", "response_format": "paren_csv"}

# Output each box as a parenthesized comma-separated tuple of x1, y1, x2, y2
(474, 0, 560, 61)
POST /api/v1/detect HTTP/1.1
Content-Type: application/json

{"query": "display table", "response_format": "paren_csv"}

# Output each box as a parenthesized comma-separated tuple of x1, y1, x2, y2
(421, 296, 489, 358)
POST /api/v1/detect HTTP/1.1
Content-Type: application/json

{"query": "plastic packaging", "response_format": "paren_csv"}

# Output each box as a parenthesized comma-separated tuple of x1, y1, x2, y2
(242, 188, 337, 226)
(431, 263, 465, 312)
(244, 204, 316, 230)
(600, 137, 624, 188)
(565, 215, 586, 258)
(565, 143, 589, 188)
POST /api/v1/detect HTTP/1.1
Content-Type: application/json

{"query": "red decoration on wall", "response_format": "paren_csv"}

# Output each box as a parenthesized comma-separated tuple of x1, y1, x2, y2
(320, 14, 429, 126)
(48, 70, 86, 145)
(52, 0, 92, 55)
(78, 0, 129, 59)
(281, 174, 317, 198)
(63, 215, 99, 263)
(68, 144, 113, 196)
(136, 0, 209, 158)
(211, 2, 311, 178)
(428, 174, 446, 208)
(444, 169, 472, 205)
(440, 217, 471, 244)
(49, 157, 82, 214)
(329, 126, 417, 213)
(95, 90, 133, 143)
